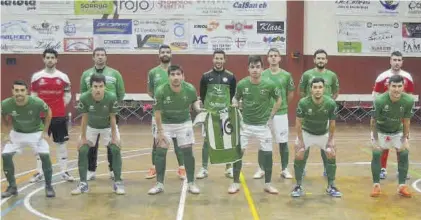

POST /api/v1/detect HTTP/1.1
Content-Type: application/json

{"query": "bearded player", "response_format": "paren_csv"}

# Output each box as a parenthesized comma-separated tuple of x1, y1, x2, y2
(30, 48, 74, 183)
(372, 51, 414, 180)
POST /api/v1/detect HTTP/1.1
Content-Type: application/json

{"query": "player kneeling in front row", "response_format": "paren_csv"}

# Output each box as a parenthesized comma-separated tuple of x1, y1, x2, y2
(230, 55, 282, 194)
(1, 80, 55, 198)
(370, 74, 413, 198)
(148, 65, 203, 195)
(71, 74, 125, 195)
(291, 77, 342, 198)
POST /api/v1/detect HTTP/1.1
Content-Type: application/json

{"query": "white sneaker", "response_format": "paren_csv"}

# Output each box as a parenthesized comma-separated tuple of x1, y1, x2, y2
(61, 172, 75, 182)
(228, 183, 240, 194)
(30, 173, 44, 183)
(148, 182, 164, 195)
(264, 183, 279, 194)
(87, 171, 96, 181)
(71, 182, 89, 195)
(253, 168, 265, 179)
(109, 171, 115, 180)
(196, 168, 208, 179)
(281, 169, 293, 179)
(225, 167, 233, 179)
(188, 182, 200, 194)
(113, 181, 125, 195)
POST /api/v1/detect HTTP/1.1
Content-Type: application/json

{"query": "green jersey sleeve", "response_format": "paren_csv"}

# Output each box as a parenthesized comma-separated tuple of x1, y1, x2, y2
(403, 97, 414, 118)
(328, 100, 337, 120)
(78, 94, 89, 113)
(299, 72, 308, 96)
(296, 99, 305, 118)
(110, 94, 119, 114)
(36, 98, 49, 114)
(235, 82, 243, 100)
(288, 74, 296, 92)
(188, 85, 198, 104)
(148, 70, 154, 96)
(1, 100, 9, 116)
(331, 73, 339, 95)
(271, 83, 281, 100)
(80, 71, 89, 93)
(373, 97, 382, 119)
(154, 86, 164, 111)
(114, 71, 126, 101)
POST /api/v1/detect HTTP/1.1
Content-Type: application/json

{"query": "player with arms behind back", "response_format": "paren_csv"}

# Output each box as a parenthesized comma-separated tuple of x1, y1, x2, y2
(371, 51, 414, 180)
(370, 75, 414, 198)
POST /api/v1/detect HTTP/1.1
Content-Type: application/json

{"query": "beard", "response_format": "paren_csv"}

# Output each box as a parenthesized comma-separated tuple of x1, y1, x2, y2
(160, 56, 171, 64)
(316, 63, 325, 69)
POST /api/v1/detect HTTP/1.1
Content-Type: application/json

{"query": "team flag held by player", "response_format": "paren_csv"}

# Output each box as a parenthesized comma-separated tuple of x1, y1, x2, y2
(204, 106, 242, 164)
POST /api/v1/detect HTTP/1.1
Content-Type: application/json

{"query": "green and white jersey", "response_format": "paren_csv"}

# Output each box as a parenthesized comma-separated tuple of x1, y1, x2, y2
(1, 96, 49, 133)
(148, 65, 168, 98)
(80, 66, 126, 101)
(296, 95, 337, 135)
(262, 68, 295, 115)
(77, 91, 119, 129)
(154, 82, 198, 124)
(235, 77, 280, 126)
(373, 92, 414, 134)
(299, 68, 339, 98)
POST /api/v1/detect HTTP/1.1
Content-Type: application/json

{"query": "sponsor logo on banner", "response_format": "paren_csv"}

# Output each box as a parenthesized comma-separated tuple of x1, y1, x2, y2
(402, 23, 421, 38)
(210, 36, 233, 51)
(34, 38, 61, 50)
(118, 0, 154, 13)
(103, 39, 131, 49)
(74, 0, 114, 15)
(173, 22, 185, 39)
(232, 1, 267, 10)
(403, 38, 421, 53)
(407, 0, 421, 16)
(379, 0, 400, 11)
(133, 20, 168, 34)
(63, 21, 76, 36)
(32, 21, 60, 35)
(225, 21, 253, 34)
(192, 35, 208, 50)
(193, 20, 219, 32)
(257, 21, 284, 34)
(0, 0, 37, 11)
(1, 20, 32, 41)
(170, 41, 188, 50)
(335, 0, 371, 10)
(93, 19, 132, 35)
(63, 38, 94, 52)
(195, 0, 230, 16)
(157, 0, 192, 9)
(366, 22, 399, 53)
(234, 37, 247, 49)
(135, 34, 165, 49)
(62, 19, 93, 37)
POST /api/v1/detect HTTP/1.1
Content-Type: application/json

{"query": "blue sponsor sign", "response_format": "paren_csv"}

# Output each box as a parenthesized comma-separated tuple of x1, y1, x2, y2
(93, 19, 132, 35)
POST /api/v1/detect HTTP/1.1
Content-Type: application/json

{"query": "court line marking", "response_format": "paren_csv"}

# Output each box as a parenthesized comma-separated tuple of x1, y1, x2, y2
(176, 179, 188, 220)
(0, 150, 158, 207)
(411, 179, 421, 193)
(240, 172, 260, 220)
(23, 169, 175, 220)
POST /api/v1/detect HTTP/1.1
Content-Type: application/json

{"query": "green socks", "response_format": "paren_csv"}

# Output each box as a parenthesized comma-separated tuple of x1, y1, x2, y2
(371, 150, 382, 184)
(258, 150, 264, 170)
(294, 149, 310, 185)
(155, 147, 168, 183)
(2, 153, 16, 187)
(109, 144, 122, 181)
(201, 140, 209, 169)
(398, 149, 409, 185)
(39, 153, 53, 186)
(279, 143, 289, 170)
(181, 147, 195, 183)
(320, 149, 328, 172)
(173, 138, 184, 167)
(263, 151, 273, 183)
(326, 157, 337, 186)
(233, 151, 244, 183)
(151, 138, 156, 166)
(78, 144, 90, 182)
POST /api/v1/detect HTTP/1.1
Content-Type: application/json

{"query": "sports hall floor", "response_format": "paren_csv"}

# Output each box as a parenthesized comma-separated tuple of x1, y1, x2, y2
(1, 123, 420, 220)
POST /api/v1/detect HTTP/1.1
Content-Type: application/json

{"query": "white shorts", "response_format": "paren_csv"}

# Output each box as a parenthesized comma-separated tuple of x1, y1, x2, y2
(295, 130, 329, 150)
(154, 121, 195, 147)
(241, 124, 273, 151)
(152, 117, 176, 138)
(83, 126, 121, 146)
(377, 132, 404, 150)
(2, 131, 49, 154)
(270, 114, 289, 143)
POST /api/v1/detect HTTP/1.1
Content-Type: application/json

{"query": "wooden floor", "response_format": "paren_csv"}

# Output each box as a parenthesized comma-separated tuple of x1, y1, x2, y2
(1, 123, 421, 220)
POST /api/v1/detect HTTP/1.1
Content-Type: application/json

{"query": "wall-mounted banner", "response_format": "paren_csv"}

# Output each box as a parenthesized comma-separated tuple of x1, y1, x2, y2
(402, 22, 421, 53)
(405, 0, 421, 17)
(334, 0, 400, 16)
(74, 0, 114, 15)
(1, 0, 74, 14)
(93, 19, 132, 35)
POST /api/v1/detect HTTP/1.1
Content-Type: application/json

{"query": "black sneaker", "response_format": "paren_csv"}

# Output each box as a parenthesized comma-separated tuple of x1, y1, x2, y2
(45, 185, 56, 198)
(1, 186, 18, 198)
(326, 185, 342, 197)
(291, 185, 305, 197)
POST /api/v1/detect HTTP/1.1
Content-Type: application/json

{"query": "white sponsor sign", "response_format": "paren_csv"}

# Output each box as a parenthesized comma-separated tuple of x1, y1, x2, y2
(1, 0, 74, 14)
(334, 0, 400, 16)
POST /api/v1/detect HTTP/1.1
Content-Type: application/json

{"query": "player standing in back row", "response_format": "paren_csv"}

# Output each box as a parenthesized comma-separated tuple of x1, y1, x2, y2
(254, 48, 295, 180)
(230, 55, 281, 194)
(80, 47, 126, 181)
(146, 44, 186, 180)
(298, 49, 339, 177)
(196, 49, 236, 179)
(371, 51, 414, 180)
(370, 74, 414, 198)
(30, 48, 74, 183)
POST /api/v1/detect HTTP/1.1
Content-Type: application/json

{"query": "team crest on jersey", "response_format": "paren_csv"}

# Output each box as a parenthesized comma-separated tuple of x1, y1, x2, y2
(164, 96, 172, 104)
(308, 109, 313, 115)
(260, 89, 267, 95)
(383, 105, 389, 111)
(89, 105, 95, 111)
(56, 79, 62, 85)
(244, 88, 250, 95)
(11, 111, 18, 117)
(28, 110, 33, 115)
(223, 77, 228, 82)
(400, 106, 404, 112)
(39, 79, 46, 85)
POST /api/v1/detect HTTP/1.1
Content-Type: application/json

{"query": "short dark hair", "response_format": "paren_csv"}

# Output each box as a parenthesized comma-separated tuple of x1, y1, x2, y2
(313, 49, 328, 58)
(267, 48, 281, 56)
(391, 51, 403, 57)
(213, 49, 226, 57)
(89, 74, 106, 86)
(43, 48, 58, 58)
(168, 65, 184, 75)
(310, 77, 325, 87)
(248, 55, 263, 66)
(159, 44, 171, 53)
(93, 47, 107, 56)
(13, 80, 28, 89)
(389, 74, 404, 84)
